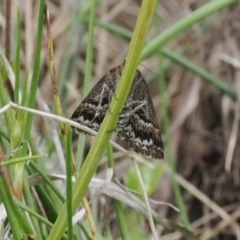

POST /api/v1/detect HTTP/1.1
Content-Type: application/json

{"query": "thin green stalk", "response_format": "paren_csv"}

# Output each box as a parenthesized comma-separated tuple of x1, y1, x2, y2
(0, 66, 14, 134)
(95, 20, 237, 99)
(0, 155, 43, 166)
(106, 144, 114, 168)
(0, 175, 34, 237)
(82, 197, 98, 240)
(154, 8, 189, 228)
(106, 145, 128, 239)
(95, 20, 132, 40)
(141, 0, 238, 60)
(145, 59, 173, 84)
(76, 1, 100, 238)
(46, 1, 156, 239)
(83, 1, 96, 96)
(160, 48, 237, 101)
(0, 177, 22, 240)
(76, 0, 98, 169)
(77, 222, 92, 240)
(23, 174, 43, 240)
(0, 128, 10, 141)
(20, 71, 29, 106)
(24, 0, 45, 139)
(17, 202, 68, 240)
(113, 200, 128, 240)
(76, 134, 86, 169)
(27, 179, 59, 221)
(29, 163, 92, 236)
(159, 57, 190, 227)
(66, 126, 73, 239)
(28, 162, 65, 202)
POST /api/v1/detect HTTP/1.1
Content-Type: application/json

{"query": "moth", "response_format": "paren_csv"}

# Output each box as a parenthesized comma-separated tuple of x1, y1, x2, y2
(70, 63, 164, 159)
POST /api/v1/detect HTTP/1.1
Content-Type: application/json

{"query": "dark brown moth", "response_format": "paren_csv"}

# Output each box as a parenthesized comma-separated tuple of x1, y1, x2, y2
(70, 63, 164, 159)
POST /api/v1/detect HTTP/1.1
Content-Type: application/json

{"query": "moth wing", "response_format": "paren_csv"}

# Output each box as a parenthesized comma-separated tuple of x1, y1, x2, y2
(116, 73, 164, 159)
(70, 74, 111, 132)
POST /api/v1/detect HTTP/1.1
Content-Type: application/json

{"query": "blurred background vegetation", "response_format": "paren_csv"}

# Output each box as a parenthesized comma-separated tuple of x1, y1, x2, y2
(0, 0, 240, 239)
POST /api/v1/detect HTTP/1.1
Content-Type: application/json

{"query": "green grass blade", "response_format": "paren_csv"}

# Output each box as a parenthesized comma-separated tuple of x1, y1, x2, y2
(17, 202, 68, 240)
(24, 0, 45, 139)
(28, 162, 65, 202)
(95, 21, 237, 100)
(0, 176, 34, 238)
(160, 48, 237, 100)
(0, 177, 22, 240)
(0, 63, 14, 134)
(141, 0, 238, 60)
(23, 175, 43, 240)
(66, 126, 73, 239)
(0, 128, 10, 141)
(106, 144, 128, 239)
(46, 0, 157, 239)
(76, 0, 98, 169)
(0, 155, 43, 166)
(159, 55, 190, 227)
(95, 20, 132, 40)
